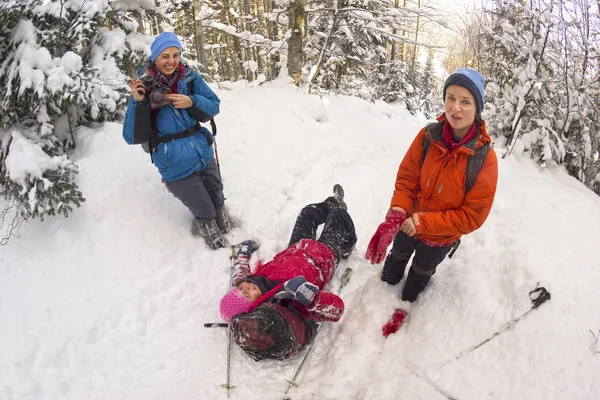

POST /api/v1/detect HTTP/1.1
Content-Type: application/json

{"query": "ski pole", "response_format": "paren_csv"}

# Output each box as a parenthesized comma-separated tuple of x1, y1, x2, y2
(442, 285, 551, 366)
(220, 245, 238, 397)
(204, 322, 228, 328)
(283, 267, 353, 397)
(211, 117, 222, 182)
(207, 118, 222, 181)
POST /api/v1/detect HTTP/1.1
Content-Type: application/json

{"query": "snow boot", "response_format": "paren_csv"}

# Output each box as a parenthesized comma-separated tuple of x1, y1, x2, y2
(215, 206, 233, 234)
(332, 183, 347, 211)
(197, 219, 229, 249)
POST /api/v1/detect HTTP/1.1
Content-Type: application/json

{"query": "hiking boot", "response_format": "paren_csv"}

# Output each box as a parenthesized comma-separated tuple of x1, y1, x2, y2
(328, 183, 347, 210)
(215, 206, 233, 234)
(197, 219, 229, 249)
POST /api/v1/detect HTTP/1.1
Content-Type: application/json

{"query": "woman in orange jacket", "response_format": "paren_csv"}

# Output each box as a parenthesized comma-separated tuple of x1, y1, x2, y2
(366, 68, 498, 306)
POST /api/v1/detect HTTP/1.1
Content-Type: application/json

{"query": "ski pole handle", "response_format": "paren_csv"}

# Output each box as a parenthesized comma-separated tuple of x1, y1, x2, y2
(204, 322, 228, 328)
(337, 267, 353, 294)
(341, 267, 353, 286)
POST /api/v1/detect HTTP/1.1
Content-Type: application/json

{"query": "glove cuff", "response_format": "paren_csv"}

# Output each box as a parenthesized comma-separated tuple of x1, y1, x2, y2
(385, 209, 406, 226)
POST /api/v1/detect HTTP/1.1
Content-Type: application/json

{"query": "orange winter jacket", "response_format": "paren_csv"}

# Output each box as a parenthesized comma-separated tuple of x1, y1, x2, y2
(390, 114, 498, 244)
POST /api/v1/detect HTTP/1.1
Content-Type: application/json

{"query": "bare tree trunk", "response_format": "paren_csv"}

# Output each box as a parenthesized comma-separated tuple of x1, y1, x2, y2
(265, 0, 280, 80)
(309, 7, 340, 91)
(287, 0, 305, 85)
(222, 0, 243, 80)
(558, 0, 570, 136)
(505, 23, 552, 156)
(153, 0, 163, 34)
(253, 0, 263, 78)
(391, 0, 400, 60)
(410, 0, 421, 84)
(401, 0, 408, 62)
(193, 0, 207, 69)
(242, 0, 254, 81)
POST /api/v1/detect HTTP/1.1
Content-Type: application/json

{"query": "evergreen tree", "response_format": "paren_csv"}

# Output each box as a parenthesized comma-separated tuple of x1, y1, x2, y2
(459, 0, 600, 195)
(420, 49, 440, 118)
(0, 0, 156, 242)
(482, 0, 561, 162)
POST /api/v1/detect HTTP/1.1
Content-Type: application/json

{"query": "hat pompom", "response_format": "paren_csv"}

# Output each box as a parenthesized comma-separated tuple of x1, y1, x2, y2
(220, 287, 253, 322)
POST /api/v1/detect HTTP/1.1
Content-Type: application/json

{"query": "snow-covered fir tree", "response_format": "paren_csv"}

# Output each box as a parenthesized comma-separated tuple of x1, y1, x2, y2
(0, 0, 157, 242)
(477, 0, 600, 194)
(303, 0, 391, 95)
(482, 0, 560, 162)
(156, 0, 197, 61)
(554, 0, 600, 193)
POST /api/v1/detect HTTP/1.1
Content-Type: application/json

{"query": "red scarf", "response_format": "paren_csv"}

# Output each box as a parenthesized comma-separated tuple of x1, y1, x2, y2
(442, 120, 477, 153)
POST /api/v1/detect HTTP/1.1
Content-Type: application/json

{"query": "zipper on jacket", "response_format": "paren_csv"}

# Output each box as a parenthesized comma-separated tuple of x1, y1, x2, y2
(425, 142, 467, 207)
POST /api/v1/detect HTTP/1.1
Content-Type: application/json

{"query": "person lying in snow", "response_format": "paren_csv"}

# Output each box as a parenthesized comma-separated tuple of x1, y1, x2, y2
(219, 185, 357, 361)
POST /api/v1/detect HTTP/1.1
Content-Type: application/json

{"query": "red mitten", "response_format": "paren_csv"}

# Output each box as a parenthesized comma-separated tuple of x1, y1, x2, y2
(365, 210, 406, 264)
(382, 309, 408, 337)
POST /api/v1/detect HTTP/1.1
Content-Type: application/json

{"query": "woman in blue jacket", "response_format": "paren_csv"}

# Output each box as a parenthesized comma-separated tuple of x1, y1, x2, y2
(123, 32, 230, 249)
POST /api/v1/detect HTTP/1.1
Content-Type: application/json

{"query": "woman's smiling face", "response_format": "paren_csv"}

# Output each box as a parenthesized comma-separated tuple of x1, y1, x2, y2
(154, 47, 180, 76)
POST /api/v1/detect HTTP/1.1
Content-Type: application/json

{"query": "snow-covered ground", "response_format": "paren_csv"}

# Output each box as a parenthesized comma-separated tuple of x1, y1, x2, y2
(2, 80, 600, 400)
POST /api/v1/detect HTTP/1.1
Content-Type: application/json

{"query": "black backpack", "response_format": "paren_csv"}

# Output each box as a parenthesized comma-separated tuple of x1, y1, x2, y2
(231, 303, 318, 362)
(422, 122, 491, 194)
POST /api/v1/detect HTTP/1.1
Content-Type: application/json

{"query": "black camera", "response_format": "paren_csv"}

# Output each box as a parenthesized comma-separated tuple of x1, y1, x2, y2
(139, 72, 171, 110)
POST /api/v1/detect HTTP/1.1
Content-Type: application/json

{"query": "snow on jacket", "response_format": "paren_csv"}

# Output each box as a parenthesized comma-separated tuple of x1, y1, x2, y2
(235, 238, 344, 323)
(122, 62, 220, 182)
(390, 113, 498, 244)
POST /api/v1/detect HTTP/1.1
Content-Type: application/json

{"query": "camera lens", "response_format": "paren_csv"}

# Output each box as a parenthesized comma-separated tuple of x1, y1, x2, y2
(141, 74, 154, 85)
(151, 91, 165, 103)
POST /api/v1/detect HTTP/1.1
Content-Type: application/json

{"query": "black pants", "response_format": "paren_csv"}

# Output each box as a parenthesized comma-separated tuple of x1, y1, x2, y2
(381, 232, 453, 302)
(288, 197, 357, 260)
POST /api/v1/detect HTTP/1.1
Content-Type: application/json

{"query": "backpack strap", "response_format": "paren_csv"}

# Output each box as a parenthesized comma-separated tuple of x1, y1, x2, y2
(149, 122, 204, 152)
(187, 74, 218, 135)
(422, 121, 490, 194)
(465, 142, 491, 194)
(422, 122, 442, 164)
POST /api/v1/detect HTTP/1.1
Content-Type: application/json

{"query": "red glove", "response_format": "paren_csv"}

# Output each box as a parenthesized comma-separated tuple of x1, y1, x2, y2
(382, 309, 408, 337)
(365, 209, 406, 264)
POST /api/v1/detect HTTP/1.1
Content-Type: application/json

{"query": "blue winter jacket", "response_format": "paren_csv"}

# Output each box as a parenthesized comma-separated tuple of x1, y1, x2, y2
(122, 64, 220, 182)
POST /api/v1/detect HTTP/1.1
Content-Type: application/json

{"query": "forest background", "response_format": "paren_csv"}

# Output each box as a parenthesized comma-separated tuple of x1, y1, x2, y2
(0, 0, 599, 241)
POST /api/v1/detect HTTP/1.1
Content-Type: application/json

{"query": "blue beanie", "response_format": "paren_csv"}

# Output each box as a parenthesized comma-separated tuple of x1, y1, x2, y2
(443, 68, 485, 114)
(150, 32, 183, 62)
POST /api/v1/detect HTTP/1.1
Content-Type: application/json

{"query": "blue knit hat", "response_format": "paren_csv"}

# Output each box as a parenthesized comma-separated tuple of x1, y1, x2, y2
(443, 68, 485, 114)
(150, 32, 183, 62)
